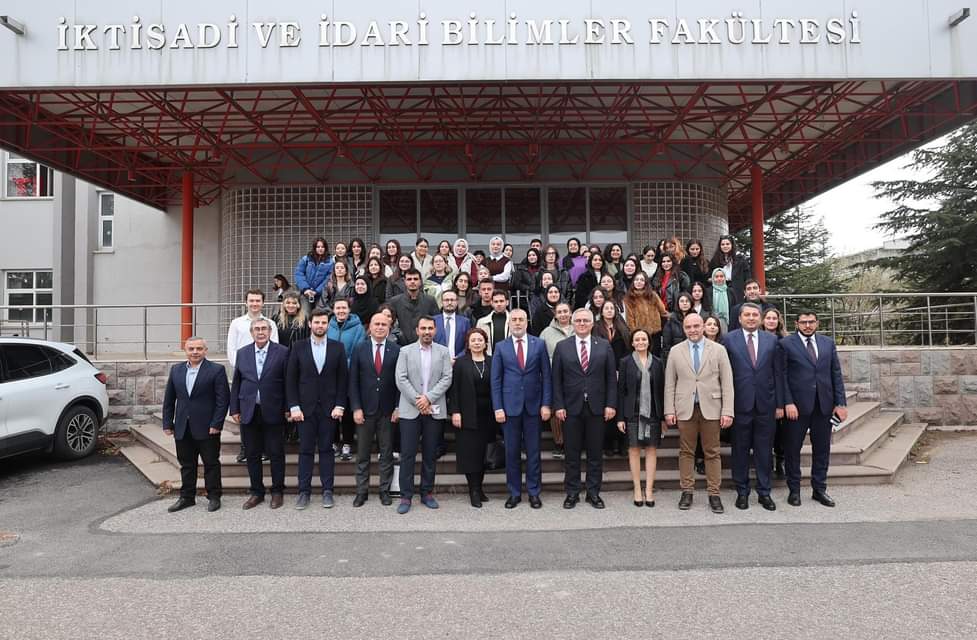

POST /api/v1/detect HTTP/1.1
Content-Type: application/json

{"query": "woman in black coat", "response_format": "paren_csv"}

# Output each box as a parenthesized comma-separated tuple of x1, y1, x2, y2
(661, 293, 695, 363)
(616, 328, 666, 507)
(709, 234, 752, 298)
(447, 327, 496, 508)
(573, 251, 607, 309)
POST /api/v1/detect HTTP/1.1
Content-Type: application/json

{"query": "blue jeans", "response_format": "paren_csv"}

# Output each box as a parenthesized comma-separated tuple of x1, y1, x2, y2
(297, 408, 336, 495)
(503, 413, 542, 497)
(398, 415, 442, 500)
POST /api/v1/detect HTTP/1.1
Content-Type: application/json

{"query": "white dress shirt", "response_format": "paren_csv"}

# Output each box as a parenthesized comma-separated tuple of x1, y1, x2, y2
(226, 313, 279, 367)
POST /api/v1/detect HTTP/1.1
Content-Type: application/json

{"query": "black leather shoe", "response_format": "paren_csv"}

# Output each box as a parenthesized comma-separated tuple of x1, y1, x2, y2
(774, 458, 785, 479)
(812, 490, 836, 507)
(708, 495, 724, 514)
(167, 497, 195, 513)
(563, 494, 579, 509)
(353, 493, 368, 508)
(469, 491, 482, 508)
(207, 497, 221, 512)
(505, 495, 521, 509)
(478, 490, 490, 503)
(633, 499, 645, 507)
(735, 495, 749, 510)
(759, 495, 777, 511)
(678, 492, 693, 510)
(529, 495, 542, 509)
(586, 494, 605, 509)
(787, 492, 801, 507)
(379, 491, 392, 506)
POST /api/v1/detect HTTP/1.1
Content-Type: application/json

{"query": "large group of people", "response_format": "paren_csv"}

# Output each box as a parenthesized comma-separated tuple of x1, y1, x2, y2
(161, 233, 847, 515)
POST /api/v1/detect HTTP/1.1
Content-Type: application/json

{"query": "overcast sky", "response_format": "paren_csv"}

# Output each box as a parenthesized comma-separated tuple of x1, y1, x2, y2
(801, 136, 946, 257)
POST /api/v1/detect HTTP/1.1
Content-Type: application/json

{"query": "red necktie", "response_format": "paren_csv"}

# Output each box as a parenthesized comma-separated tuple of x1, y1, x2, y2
(374, 343, 383, 375)
(580, 340, 589, 373)
(748, 333, 757, 367)
(517, 338, 525, 370)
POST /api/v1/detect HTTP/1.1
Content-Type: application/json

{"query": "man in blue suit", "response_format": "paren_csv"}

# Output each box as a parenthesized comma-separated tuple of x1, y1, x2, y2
(286, 308, 348, 510)
(229, 318, 290, 510)
(723, 303, 784, 512)
(779, 309, 848, 508)
(434, 290, 470, 361)
(348, 312, 401, 508)
(491, 308, 552, 509)
(161, 336, 230, 513)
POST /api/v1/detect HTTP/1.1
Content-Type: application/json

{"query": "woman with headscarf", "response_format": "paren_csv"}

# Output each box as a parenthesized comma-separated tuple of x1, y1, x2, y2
(530, 284, 563, 336)
(451, 238, 479, 282)
(349, 275, 379, 327)
(561, 237, 582, 271)
(484, 235, 513, 292)
(708, 267, 739, 332)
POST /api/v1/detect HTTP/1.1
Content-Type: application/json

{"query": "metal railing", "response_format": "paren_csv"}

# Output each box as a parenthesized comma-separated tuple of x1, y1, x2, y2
(765, 292, 977, 347)
(0, 292, 975, 358)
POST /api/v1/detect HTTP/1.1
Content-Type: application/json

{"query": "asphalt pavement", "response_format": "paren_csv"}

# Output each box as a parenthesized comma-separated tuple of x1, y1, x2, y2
(1, 433, 976, 639)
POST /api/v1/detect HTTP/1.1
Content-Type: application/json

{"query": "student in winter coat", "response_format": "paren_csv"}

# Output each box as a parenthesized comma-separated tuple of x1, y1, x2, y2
(294, 237, 334, 314)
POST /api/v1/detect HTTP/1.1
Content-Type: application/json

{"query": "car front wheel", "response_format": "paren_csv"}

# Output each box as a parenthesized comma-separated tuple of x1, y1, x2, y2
(53, 405, 99, 460)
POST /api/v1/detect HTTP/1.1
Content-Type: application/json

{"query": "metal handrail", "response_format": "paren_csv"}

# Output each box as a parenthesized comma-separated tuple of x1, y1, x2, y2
(1, 293, 976, 357)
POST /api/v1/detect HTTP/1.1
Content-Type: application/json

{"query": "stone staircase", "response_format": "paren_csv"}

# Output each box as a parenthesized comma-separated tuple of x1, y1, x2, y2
(119, 390, 926, 495)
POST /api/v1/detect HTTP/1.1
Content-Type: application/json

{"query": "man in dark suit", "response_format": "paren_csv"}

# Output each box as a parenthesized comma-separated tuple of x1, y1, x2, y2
(229, 318, 290, 510)
(552, 308, 618, 509)
(348, 312, 400, 507)
(286, 308, 348, 510)
(779, 309, 848, 508)
(491, 308, 552, 509)
(723, 303, 784, 512)
(728, 279, 775, 331)
(434, 290, 470, 361)
(161, 337, 230, 513)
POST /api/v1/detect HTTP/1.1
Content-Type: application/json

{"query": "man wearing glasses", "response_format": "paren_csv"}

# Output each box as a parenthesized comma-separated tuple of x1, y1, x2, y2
(779, 310, 848, 508)
(551, 308, 618, 509)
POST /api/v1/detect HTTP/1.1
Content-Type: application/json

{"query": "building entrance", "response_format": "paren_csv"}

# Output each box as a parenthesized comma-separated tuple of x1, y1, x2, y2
(378, 184, 630, 257)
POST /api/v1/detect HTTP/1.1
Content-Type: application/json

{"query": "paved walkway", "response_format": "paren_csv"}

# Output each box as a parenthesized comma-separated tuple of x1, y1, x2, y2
(102, 431, 971, 534)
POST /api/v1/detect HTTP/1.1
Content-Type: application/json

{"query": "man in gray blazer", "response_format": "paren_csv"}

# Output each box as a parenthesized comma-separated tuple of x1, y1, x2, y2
(394, 315, 453, 514)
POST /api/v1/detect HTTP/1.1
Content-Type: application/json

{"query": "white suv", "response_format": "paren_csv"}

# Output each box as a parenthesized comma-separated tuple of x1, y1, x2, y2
(0, 337, 109, 461)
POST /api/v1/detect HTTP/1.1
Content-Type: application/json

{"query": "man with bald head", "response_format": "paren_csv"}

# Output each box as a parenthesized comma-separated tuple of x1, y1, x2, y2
(348, 312, 401, 507)
(162, 336, 230, 513)
(664, 313, 735, 514)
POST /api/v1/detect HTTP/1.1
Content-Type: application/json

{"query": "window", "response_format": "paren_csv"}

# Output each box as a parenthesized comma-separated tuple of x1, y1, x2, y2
(98, 192, 115, 249)
(5, 270, 53, 324)
(548, 187, 587, 250)
(1, 344, 55, 381)
(589, 187, 629, 247)
(4, 152, 54, 198)
(378, 189, 417, 248)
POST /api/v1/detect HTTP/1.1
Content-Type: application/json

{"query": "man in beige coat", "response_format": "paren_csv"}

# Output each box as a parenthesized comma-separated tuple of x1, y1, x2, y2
(664, 313, 735, 513)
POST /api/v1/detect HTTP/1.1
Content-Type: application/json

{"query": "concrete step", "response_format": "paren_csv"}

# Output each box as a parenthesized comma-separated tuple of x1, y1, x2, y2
(820, 410, 903, 466)
(830, 401, 879, 440)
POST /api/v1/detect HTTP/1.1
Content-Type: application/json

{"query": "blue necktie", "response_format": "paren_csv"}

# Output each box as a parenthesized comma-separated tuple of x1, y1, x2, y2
(692, 343, 701, 373)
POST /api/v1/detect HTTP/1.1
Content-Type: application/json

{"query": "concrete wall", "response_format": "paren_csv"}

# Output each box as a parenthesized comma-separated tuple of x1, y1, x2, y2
(840, 347, 977, 427)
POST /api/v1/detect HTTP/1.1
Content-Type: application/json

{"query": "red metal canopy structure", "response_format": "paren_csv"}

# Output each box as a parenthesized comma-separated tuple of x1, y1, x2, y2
(1, 79, 976, 230)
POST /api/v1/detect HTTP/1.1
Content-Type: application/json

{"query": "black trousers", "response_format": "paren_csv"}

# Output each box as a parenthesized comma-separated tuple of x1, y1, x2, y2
(356, 412, 395, 495)
(240, 406, 286, 497)
(785, 403, 832, 494)
(175, 433, 221, 499)
(563, 405, 605, 497)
